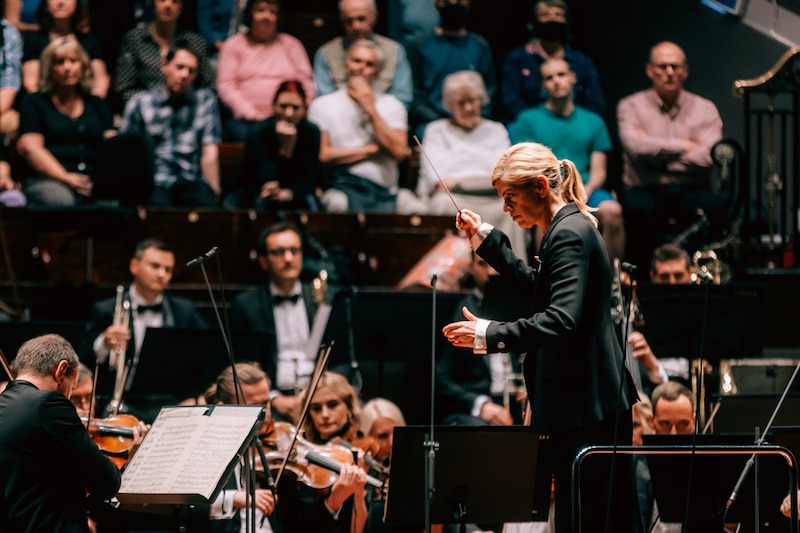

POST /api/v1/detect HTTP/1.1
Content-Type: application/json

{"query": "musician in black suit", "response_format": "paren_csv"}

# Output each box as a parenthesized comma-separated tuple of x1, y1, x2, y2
(0, 333, 121, 533)
(229, 222, 326, 424)
(443, 143, 639, 532)
(83, 238, 207, 423)
(436, 252, 525, 425)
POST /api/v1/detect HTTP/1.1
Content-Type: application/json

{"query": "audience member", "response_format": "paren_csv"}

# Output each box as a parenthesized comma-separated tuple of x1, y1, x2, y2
(17, 35, 115, 208)
(501, 0, 603, 122)
(115, 0, 213, 112)
(436, 251, 525, 426)
(120, 45, 222, 207)
(314, 0, 412, 109)
(0, 12, 22, 139)
(617, 41, 725, 272)
(385, 0, 438, 50)
(512, 58, 623, 262)
(308, 39, 425, 214)
(0, 333, 121, 533)
(418, 70, 528, 259)
(5, 0, 42, 32)
(83, 238, 207, 423)
(217, 0, 314, 141)
(229, 223, 327, 423)
(0, 144, 25, 206)
(224, 80, 322, 211)
(407, 0, 496, 139)
(196, 0, 238, 62)
(22, 0, 109, 99)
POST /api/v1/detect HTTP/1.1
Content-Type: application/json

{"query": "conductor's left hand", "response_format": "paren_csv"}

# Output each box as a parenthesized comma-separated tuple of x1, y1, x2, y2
(442, 307, 480, 348)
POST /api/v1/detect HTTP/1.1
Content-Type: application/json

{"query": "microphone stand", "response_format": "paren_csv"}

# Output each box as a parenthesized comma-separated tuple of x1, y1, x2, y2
(344, 286, 363, 394)
(187, 247, 273, 533)
(723, 354, 800, 527)
(424, 274, 439, 533)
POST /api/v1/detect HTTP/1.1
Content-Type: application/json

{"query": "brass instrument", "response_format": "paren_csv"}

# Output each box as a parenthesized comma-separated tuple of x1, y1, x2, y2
(107, 285, 130, 416)
(692, 250, 721, 285)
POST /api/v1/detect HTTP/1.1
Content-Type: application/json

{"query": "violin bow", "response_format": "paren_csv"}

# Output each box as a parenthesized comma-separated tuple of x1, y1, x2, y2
(273, 342, 334, 488)
(0, 346, 14, 381)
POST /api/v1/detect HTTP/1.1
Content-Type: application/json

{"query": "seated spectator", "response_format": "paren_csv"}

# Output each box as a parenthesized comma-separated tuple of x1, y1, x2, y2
(115, 0, 213, 113)
(407, 0, 496, 139)
(512, 58, 623, 262)
(5, 0, 42, 32)
(501, 0, 603, 122)
(217, 0, 314, 142)
(17, 35, 114, 208)
(120, 45, 221, 207)
(417, 70, 527, 260)
(22, 0, 109, 99)
(617, 41, 725, 272)
(0, 13, 22, 139)
(314, 0, 412, 109)
(385, 0, 438, 50)
(308, 39, 425, 214)
(0, 143, 25, 206)
(196, 0, 238, 64)
(224, 80, 322, 211)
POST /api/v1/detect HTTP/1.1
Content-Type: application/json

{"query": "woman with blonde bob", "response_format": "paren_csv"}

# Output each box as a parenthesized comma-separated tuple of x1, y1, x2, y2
(17, 35, 114, 207)
(443, 142, 638, 532)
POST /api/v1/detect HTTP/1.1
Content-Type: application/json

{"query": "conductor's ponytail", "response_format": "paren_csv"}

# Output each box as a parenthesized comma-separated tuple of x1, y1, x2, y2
(559, 159, 597, 227)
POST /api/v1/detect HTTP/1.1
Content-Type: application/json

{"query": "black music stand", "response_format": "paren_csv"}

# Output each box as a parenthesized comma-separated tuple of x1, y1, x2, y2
(710, 394, 800, 434)
(642, 434, 791, 530)
(385, 425, 548, 528)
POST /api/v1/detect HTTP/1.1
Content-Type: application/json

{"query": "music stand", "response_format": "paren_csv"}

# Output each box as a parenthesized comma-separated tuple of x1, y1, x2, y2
(128, 327, 275, 402)
(635, 282, 763, 361)
(385, 425, 547, 526)
(710, 394, 800, 434)
(642, 434, 791, 528)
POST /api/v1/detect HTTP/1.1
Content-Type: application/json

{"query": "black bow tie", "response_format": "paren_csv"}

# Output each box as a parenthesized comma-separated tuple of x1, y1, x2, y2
(136, 302, 163, 314)
(273, 294, 300, 305)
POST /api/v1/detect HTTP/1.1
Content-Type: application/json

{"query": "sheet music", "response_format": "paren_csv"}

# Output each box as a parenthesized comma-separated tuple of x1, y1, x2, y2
(118, 405, 262, 504)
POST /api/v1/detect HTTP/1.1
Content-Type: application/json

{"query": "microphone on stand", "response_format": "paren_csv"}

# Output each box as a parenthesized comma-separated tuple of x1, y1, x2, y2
(425, 273, 439, 533)
(186, 247, 219, 268)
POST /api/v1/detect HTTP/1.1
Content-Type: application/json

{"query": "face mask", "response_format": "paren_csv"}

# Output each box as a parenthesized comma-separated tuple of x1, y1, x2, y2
(438, 3, 469, 31)
(535, 20, 568, 42)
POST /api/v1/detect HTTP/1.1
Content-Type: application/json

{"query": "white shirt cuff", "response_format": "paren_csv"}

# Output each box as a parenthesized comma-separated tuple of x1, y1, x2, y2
(93, 334, 110, 364)
(471, 395, 491, 418)
(470, 222, 493, 250)
(474, 318, 490, 355)
(647, 362, 670, 385)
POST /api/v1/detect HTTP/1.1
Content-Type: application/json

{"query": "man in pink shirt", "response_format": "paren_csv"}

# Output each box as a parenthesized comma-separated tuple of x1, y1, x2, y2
(617, 41, 725, 272)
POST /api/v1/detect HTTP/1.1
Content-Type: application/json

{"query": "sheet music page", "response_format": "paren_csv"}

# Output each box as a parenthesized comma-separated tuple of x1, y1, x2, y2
(118, 406, 261, 503)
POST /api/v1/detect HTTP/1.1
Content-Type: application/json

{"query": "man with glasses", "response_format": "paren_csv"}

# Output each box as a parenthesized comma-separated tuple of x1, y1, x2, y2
(314, 0, 413, 109)
(230, 222, 323, 423)
(617, 41, 724, 272)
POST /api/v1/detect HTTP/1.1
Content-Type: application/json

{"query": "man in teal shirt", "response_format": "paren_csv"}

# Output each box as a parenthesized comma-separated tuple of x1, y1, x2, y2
(512, 57, 624, 262)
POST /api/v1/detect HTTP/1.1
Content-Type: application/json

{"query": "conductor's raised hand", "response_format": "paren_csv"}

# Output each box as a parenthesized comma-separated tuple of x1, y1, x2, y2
(442, 306, 480, 348)
(456, 209, 482, 239)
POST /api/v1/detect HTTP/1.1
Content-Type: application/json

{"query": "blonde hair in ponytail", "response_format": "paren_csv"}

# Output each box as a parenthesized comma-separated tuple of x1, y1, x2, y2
(491, 143, 597, 227)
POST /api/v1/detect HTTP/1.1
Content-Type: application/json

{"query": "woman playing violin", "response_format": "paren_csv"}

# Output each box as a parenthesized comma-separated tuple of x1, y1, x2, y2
(292, 371, 370, 533)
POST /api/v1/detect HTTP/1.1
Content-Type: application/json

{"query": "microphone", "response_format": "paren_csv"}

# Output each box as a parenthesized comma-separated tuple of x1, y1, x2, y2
(186, 247, 219, 268)
(727, 456, 755, 508)
(620, 262, 638, 275)
(431, 274, 437, 288)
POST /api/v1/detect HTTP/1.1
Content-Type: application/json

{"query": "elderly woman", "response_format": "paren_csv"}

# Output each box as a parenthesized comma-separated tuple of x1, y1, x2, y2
(417, 70, 528, 261)
(22, 0, 109, 98)
(216, 0, 315, 141)
(17, 35, 114, 207)
(114, 0, 213, 110)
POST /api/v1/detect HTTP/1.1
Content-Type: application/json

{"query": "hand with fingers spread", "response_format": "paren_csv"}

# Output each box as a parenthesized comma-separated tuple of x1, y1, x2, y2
(442, 306, 480, 349)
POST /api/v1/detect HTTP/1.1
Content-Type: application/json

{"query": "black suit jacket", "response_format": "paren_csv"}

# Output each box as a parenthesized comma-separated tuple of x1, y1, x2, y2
(0, 380, 121, 533)
(229, 283, 320, 386)
(478, 203, 636, 434)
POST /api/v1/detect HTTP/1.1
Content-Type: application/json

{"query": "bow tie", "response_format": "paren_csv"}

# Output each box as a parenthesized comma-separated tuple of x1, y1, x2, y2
(273, 294, 300, 305)
(136, 302, 163, 314)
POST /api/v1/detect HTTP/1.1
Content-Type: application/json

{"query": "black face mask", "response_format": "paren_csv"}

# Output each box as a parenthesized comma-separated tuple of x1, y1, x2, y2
(535, 20, 568, 42)
(438, 3, 469, 31)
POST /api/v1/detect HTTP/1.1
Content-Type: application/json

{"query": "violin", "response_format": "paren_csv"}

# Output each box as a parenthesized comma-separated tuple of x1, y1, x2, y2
(82, 414, 141, 469)
(260, 420, 383, 494)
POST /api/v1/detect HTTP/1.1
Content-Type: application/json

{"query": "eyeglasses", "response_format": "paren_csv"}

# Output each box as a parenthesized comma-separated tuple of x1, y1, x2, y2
(650, 63, 686, 72)
(266, 246, 302, 257)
